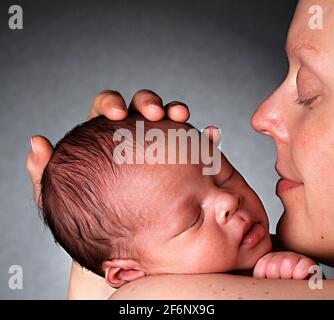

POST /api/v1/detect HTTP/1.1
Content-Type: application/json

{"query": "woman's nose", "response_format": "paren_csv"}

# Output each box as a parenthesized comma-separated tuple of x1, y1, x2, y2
(215, 192, 242, 225)
(251, 71, 290, 134)
(252, 91, 289, 144)
(251, 96, 276, 137)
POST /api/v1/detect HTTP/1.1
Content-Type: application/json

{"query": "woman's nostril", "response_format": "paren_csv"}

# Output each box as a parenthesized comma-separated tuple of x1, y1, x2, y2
(225, 211, 230, 219)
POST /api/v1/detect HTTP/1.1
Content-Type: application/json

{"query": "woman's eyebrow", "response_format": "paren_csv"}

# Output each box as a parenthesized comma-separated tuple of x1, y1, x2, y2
(299, 52, 327, 86)
(285, 41, 319, 57)
(287, 41, 326, 84)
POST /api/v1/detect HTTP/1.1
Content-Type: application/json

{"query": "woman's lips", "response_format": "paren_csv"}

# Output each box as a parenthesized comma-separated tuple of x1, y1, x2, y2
(276, 178, 303, 196)
(240, 222, 266, 248)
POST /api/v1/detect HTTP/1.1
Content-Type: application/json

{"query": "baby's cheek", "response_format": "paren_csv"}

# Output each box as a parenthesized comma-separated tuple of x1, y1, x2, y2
(244, 189, 268, 227)
(183, 234, 234, 273)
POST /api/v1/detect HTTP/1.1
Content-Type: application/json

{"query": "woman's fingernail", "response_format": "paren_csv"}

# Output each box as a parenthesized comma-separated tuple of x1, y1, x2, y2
(30, 136, 37, 153)
(112, 105, 125, 113)
(147, 104, 162, 114)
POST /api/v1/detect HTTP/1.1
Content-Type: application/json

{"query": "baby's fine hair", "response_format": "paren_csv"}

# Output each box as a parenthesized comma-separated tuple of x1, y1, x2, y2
(41, 114, 193, 276)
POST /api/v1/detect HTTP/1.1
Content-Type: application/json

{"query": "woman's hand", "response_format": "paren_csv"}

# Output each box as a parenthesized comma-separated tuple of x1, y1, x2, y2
(25, 89, 189, 207)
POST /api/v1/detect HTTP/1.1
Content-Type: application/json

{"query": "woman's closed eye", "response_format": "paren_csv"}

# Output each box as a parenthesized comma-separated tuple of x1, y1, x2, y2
(295, 66, 322, 108)
(295, 95, 319, 107)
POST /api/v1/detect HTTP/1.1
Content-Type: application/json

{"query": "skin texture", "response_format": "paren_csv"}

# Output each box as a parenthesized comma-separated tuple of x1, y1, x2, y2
(26, 1, 334, 299)
(26, 89, 192, 299)
(104, 145, 272, 288)
(252, 0, 334, 266)
(104, 140, 314, 288)
(67, 263, 116, 300)
(110, 274, 334, 300)
(134, 157, 272, 274)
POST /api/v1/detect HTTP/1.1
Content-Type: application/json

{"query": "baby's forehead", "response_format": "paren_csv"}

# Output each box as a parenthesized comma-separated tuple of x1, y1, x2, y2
(119, 150, 229, 202)
(130, 162, 203, 187)
(117, 162, 201, 205)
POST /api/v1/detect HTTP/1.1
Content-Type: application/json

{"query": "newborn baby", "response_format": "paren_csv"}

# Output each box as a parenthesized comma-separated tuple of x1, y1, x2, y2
(41, 115, 315, 288)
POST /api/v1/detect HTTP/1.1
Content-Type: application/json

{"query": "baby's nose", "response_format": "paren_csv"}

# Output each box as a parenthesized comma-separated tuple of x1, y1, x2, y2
(215, 192, 242, 225)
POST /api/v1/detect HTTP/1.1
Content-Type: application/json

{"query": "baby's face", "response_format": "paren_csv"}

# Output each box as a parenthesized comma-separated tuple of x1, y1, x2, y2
(125, 151, 272, 275)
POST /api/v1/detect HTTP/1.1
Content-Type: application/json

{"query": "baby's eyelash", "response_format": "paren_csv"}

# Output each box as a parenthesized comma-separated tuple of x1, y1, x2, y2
(220, 169, 234, 187)
(295, 96, 319, 107)
(188, 207, 204, 230)
(189, 211, 201, 229)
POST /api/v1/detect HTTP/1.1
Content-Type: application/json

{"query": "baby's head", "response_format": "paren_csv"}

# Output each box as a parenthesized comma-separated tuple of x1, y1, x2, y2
(41, 115, 272, 288)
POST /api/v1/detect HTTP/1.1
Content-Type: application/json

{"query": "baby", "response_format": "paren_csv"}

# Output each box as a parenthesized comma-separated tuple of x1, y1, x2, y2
(41, 114, 315, 288)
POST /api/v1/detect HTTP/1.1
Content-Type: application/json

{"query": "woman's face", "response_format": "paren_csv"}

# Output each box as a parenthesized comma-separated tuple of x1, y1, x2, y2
(252, 0, 334, 264)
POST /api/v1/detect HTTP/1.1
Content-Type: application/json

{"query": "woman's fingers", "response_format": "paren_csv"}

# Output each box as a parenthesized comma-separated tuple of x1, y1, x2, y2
(27, 90, 189, 209)
(89, 89, 190, 123)
(165, 101, 190, 123)
(128, 89, 165, 121)
(25, 135, 53, 208)
(202, 125, 222, 145)
(87, 90, 128, 121)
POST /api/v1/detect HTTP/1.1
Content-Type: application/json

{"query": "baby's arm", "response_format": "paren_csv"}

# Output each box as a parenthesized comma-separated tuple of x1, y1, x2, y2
(253, 252, 316, 279)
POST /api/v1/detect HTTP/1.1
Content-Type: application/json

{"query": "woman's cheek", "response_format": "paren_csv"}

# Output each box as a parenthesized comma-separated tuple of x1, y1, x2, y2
(292, 110, 331, 179)
(292, 108, 334, 217)
(291, 124, 312, 180)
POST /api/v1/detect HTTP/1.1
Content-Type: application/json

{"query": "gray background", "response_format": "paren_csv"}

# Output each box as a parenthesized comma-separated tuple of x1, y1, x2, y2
(1, 0, 332, 299)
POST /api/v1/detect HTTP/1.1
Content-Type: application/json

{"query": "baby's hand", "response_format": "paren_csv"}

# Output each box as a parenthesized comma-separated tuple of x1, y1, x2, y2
(253, 252, 316, 279)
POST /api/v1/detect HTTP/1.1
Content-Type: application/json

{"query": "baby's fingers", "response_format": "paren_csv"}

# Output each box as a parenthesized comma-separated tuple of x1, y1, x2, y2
(293, 258, 317, 280)
(253, 253, 275, 278)
(279, 255, 300, 279)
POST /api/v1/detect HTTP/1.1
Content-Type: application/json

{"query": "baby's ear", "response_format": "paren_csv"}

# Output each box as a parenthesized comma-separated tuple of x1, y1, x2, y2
(102, 259, 146, 288)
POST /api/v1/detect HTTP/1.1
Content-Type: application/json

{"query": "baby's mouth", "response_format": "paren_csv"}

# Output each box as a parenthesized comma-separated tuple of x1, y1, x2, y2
(240, 222, 266, 248)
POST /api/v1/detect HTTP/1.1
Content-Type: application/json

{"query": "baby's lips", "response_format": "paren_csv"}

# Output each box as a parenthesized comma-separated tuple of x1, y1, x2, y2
(240, 222, 266, 248)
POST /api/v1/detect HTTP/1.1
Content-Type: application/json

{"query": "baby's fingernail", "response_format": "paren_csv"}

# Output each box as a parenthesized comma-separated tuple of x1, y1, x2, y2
(30, 136, 37, 153)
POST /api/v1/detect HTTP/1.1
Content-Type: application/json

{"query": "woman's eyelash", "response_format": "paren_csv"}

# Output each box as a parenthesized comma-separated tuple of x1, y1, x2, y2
(295, 96, 318, 106)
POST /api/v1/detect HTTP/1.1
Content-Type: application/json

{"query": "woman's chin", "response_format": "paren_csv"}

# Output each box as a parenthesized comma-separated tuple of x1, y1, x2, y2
(277, 211, 334, 265)
(277, 213, 301, 250)
(276, 211, 304, 251)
